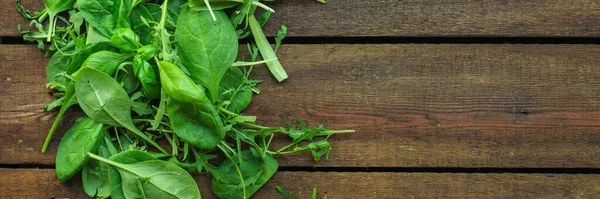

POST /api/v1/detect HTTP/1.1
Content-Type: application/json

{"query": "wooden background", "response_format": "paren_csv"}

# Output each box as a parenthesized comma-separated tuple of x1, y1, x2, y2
(2, 0, 600, 198)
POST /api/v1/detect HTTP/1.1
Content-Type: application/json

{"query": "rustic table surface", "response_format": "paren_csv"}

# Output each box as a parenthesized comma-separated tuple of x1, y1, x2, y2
(3, 0, 600, 198)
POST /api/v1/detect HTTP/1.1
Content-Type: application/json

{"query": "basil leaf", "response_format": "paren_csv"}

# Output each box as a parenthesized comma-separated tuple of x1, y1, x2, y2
(176, 7, 238, 102)
(56, 117, 105, 182)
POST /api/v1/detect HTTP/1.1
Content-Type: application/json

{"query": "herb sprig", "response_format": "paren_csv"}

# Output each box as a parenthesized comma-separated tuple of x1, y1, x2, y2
(16, 0, 353, 198)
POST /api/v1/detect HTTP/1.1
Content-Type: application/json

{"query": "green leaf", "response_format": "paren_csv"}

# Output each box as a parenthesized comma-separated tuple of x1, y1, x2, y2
(274, 25, 287, 52)
(66, 42, 112, 75)
(212, 150, 278, 199)
(46, 43, 74, 91)
(42, 81, 78, 153)
(219, 67, 253, 113)
(107, 149, 157, 199)
(56, 117, 105, 182)
(133, 56, 160, 99)
(188, 0, 239, 11)
(130, 4, 157, 45)
(276, 185, 295, 199)
(110, 28, 141, 52)
(78, 0, 130, 37)
(44, 0, 76, 41)
(167, 97, 225, 150)
(74, 51, 130, 76)
(109, 150, 156, 163)
(74, 67, 167, 153)
(157, 60, 206, 103)
(88, 153, 202, 199)
(176, 7, 238, 101)
(82, 138, 117, 198)
(248, 15, 288, 82)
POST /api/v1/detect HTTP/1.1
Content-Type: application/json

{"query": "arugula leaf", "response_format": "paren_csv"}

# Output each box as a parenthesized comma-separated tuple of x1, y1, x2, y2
(176, 7, 238, 102)
(275, 25, 287, 52)
(276, 185, 295, 199)
(44, 0, 76, 41)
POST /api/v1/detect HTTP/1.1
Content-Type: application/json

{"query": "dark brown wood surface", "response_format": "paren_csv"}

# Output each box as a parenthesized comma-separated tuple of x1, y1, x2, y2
(3, 0, 600, 198)
(3, 0, 600, 37)
(3, 169, 600, 199)
(3, 44, 600, 168)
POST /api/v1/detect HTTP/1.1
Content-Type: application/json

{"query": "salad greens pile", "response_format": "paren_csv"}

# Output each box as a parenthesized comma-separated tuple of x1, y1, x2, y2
(16, 0, 353, 198)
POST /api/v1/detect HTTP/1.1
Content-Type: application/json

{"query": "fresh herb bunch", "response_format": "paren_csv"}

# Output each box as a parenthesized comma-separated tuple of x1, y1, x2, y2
(16, 0, 353, 198)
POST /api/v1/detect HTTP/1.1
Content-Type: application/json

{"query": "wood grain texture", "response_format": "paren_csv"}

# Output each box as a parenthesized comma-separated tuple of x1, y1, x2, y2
(3, 0, 600, 37)
(2, 44, 600, 168)
(2, 168, 600, 199)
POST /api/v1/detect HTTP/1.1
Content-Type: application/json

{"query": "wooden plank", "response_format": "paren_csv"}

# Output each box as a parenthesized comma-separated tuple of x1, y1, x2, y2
(3, 44, 600, 168)
(3, 0, 600, 37)
(2, 168, 600, 198)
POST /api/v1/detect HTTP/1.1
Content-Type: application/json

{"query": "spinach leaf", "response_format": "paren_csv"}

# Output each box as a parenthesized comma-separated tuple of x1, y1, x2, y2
(108, 149, 157, 198)
(219, 67, 252, 113)
(46, 42, 75, 91)
(110, 28, 141, 52)
(74, 67, 167, 153)
(212, 150, 278, 199)
(133, 56, 160, 99)
(176, 7, 238, 102)
(78, 0, 130, 37)
(130, 4, 156, 45)
(82, 138, 118, 198)
(66, 42, 112, 75)
(109, 150, 156, 163)
(120, 64, 141, 94)
(167, 97, 225, 150)
(56, 117, 105, 182)
(157, 60, 206, 103)
(88, 153, 202, 199)
(74, 50, 130, 76)
(188, 0, 239, 11)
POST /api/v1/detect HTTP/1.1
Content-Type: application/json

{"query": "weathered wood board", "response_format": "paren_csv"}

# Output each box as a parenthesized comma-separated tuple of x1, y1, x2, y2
(3, 0, 600, 37)
(3, 169, 600, 199)
(3, 44, 600, 168)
